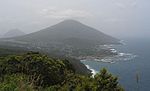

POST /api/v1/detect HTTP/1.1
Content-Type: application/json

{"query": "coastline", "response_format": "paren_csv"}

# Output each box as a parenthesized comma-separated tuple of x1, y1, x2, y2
(85, 64, 98, 77)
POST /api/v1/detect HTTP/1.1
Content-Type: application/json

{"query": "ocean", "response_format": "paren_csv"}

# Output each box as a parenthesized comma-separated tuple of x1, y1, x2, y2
(81, 38, 150, 91)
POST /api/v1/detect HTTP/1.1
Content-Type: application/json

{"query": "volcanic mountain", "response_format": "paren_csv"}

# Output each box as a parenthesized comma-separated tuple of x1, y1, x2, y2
(12, 20, 119, 47)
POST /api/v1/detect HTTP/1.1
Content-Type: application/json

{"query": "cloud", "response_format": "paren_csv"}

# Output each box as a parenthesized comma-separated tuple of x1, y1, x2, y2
(113, 0, 137, 9)
(114, 2, 126, 9)
(39, 7, 93, 19)
(104, 18, 127, 23)
(130, 2, 137, 7)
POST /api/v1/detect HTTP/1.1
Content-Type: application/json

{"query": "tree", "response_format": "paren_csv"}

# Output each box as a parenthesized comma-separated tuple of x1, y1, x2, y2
(94, 68, 124, 91)
(0, 52, 124, 91)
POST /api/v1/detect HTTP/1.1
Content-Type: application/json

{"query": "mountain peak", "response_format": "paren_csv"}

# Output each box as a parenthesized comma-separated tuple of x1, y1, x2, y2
(62, 19, 80, 23)
(58, 19, 83, 25)
(12, 20, 119, 46)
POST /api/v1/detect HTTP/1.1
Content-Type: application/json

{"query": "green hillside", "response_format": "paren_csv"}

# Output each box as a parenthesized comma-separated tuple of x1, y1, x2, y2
(0, 52, 124, 91)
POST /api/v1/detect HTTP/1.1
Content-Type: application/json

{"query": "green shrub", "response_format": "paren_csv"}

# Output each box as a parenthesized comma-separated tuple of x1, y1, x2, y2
(0, 74, 34, 91)
(0, 52, 75, 87)
(0, 52, 124, 91)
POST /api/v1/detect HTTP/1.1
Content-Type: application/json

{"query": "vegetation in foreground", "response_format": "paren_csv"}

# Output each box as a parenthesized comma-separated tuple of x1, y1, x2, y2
(0, 52, 124, 91)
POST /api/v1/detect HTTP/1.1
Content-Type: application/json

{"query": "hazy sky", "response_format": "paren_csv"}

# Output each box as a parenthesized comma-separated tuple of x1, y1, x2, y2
(0, 0, 150, 38)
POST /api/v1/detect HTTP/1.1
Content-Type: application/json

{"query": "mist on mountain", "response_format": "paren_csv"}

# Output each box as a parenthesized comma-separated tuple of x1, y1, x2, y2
(3, 29, 25, 38)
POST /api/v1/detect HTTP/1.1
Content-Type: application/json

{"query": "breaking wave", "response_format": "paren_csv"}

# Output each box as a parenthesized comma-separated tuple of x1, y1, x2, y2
(94, 52, 137, 63)
(95, 43, 137, 63)
(85, 65, 98, 77)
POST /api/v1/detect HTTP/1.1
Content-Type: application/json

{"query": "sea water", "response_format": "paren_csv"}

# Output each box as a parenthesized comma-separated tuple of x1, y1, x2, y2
(81, 38, 150, 91)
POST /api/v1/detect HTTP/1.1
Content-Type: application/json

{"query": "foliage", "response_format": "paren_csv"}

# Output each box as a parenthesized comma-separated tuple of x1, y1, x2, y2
(0, 52, 75, 87)
(58, 68, 124, 91)
(94, 68, 124, 91)
(0, 74, 35, 91)
(0, 52, 124, 91)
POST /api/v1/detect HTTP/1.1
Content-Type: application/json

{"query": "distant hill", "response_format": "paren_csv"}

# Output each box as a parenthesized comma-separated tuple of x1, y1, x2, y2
(3, 29, 25, 38)
(13, 20, 119, 46)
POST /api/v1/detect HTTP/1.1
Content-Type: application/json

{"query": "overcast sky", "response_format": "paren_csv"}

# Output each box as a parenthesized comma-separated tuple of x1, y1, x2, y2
(0, 0, 150, 38)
